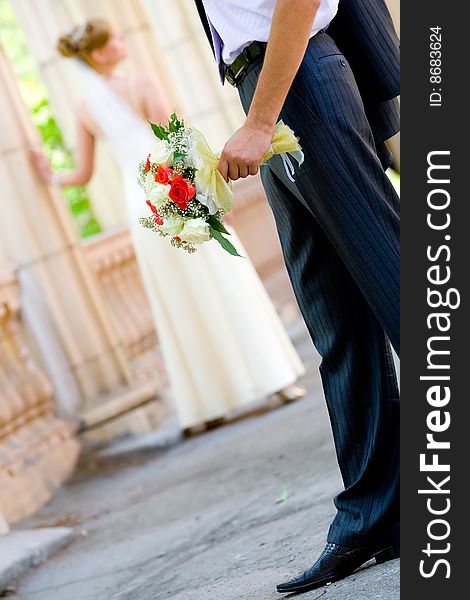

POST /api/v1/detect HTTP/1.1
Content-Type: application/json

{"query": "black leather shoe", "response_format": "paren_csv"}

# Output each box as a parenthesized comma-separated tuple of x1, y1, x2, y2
(276, 542, 399, 594)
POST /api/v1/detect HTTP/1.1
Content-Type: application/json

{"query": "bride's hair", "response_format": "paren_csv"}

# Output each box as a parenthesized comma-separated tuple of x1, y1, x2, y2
(57, 19, 111, 69)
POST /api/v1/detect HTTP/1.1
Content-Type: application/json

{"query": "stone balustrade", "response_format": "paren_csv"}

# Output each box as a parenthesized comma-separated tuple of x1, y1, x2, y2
(0, 262, 80, 525)
(0, 265, 52, 439)
(83, 228, 165, 384)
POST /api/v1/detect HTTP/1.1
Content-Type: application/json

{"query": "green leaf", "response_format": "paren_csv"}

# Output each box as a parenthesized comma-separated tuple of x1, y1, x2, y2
(208, 215, 229, 235)
(149, 122, 169, 140)
(209, 227, 243, 257)
(173, 151, 186, 162)
(275, 487, 289, 505)
(168, 112, 184, 133)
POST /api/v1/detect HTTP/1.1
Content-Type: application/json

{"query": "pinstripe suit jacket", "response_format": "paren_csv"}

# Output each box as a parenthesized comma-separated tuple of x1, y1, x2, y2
(326, 0, 400, 103)
(326, 0, 400, 143)
(193, 0, 400, 143)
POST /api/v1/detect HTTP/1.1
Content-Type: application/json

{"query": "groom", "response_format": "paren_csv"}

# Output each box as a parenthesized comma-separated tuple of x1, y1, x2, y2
(194, 0, 400, 593)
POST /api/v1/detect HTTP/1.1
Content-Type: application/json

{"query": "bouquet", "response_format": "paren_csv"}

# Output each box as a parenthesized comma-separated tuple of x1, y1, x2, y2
(138, 113, 303, 256)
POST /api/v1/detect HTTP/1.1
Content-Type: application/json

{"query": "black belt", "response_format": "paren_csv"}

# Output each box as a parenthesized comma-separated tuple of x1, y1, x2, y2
(224, 29, 328, 88)
(224, 41, 266, 87)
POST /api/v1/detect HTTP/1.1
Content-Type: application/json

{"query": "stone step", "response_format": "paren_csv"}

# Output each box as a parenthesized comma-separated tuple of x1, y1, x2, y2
(0, 528, 74, 592)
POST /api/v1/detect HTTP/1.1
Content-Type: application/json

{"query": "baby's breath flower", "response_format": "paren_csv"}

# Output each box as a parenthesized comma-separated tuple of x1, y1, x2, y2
(172, 162, 186, 177)
(170, 237, 197, 253)
(168, 129, 190, 154)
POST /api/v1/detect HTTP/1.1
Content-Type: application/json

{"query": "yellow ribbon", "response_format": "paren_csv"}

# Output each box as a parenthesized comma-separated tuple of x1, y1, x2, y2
(192, 120, 303, 213)
(261, 120, 304, 165)
(192, 128, 234, 213)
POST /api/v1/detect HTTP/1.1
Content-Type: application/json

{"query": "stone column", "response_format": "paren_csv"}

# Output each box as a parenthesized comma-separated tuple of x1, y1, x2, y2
(0, 44, 133, 416)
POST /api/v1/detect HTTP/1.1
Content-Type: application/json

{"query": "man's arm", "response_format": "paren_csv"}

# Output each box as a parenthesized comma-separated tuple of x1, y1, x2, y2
(218, 0, 321, 181)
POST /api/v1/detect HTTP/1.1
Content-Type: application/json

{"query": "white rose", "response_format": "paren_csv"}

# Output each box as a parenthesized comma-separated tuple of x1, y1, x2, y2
(148, 181, 171, 207)
(180, 218, 211, 245)
(150, 139, 173, 166)
(160, 216, 184, 237)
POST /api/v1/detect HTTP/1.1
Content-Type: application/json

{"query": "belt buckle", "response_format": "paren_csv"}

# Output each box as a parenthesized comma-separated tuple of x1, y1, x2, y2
(226, 63, 246, 87)
(225, 42, 260, 87)
(225, 68, 237, 86)
(244, 42, 260, 61)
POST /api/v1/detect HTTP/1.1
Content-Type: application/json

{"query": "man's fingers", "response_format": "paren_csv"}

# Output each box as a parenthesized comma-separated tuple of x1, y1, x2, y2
(217, 155, 259, 181)
(220, 135, 261, 180)
(239, 164, 249, 179)
(228, 162, 240, 181)
(218, 156, 229, 182)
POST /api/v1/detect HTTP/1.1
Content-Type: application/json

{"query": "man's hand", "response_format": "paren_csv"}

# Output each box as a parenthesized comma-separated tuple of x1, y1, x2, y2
(218, 121, 273, 181)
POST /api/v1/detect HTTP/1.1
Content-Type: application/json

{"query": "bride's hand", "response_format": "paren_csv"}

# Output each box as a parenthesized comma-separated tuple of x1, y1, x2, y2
(29, 148, 53, 184)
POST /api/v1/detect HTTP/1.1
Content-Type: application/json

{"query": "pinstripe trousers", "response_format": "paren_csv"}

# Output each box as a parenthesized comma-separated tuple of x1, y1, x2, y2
(238, 32, 400, 547)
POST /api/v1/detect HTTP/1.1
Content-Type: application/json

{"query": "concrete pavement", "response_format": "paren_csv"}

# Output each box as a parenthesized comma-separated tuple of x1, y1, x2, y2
(12, 318, 399, 599)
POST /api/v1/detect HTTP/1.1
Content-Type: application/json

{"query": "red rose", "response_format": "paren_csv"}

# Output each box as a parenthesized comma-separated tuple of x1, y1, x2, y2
(145, 154, 151, 173)
(154, 165, 173, 184)
(169, 176, 196, 211)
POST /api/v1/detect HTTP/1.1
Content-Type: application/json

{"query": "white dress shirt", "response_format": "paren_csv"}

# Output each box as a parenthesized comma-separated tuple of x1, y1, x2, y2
(201, 0, 339, 65)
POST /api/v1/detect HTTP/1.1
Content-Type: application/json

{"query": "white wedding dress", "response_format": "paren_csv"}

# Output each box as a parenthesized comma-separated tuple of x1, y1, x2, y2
(80, 69, 304, 428)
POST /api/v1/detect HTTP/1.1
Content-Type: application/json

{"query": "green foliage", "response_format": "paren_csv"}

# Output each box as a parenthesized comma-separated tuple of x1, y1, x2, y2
(207, 215, 229, 235)
(168, 112, 184, 133)
(150, 112, 185, 141)
(0, 0, 101, 239)
(150, 122, 169, 141)
(209, 227, 243, 257)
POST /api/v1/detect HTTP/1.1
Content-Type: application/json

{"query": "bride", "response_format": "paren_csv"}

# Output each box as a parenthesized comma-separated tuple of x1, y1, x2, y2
(30, 19, 305, 432)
